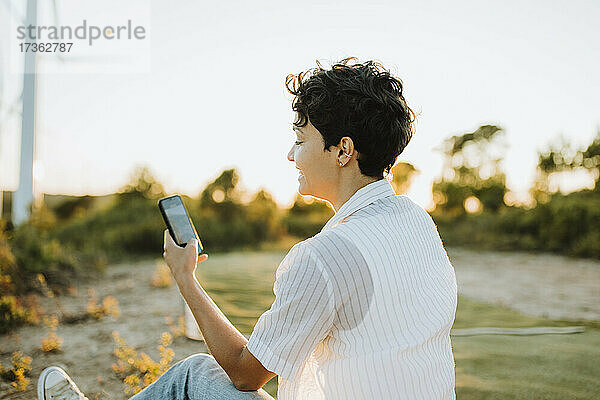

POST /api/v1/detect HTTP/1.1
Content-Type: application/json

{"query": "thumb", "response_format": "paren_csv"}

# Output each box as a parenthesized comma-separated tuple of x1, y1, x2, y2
(187, 238, 198, 249)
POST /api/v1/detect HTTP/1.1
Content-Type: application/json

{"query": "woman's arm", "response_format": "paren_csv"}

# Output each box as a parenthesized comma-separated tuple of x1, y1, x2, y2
(163, 230, 276, 390)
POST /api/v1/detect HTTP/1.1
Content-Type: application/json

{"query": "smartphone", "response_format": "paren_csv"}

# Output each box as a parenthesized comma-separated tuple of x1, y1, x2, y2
(158, 195, 204, 256)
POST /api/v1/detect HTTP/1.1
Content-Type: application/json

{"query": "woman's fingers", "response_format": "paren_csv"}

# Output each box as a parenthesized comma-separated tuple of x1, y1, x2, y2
(163, 229, 171, 250)
(164, 229, 181, 251)
(164, 231, 206, 265)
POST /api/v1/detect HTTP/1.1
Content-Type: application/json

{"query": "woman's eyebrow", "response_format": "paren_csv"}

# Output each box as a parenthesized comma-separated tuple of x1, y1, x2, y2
(292, 126, 304, 134)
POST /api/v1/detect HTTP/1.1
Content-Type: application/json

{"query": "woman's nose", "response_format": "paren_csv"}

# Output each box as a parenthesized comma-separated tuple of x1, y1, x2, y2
(287, 146, 294, 162)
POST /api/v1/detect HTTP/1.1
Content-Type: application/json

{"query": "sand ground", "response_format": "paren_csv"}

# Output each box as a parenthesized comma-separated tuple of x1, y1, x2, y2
(448, 247, 600, 321)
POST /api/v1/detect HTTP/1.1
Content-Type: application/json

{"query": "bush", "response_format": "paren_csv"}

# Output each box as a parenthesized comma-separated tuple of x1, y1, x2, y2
(0, 296, 31, 334)
(52, 196, 163, 262)
(47, 167, 328, 261)
(112, 331, 174, 395)
(0, 220, 19, 294)
(10, 222, 105, 293)
(150, 262, 173, 288)
(0, 211, 107, 334)
(86, 290, 120, 320)
(0, 351, 32, 392)
(281, 195, 333, 239)
(435, 189, 600, 259)
(40, 315, 63, 352)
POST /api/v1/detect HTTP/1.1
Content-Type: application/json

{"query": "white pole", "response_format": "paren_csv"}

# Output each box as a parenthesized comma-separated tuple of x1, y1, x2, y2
(13, 0, 37, 225)
(183, 297, 204, 341)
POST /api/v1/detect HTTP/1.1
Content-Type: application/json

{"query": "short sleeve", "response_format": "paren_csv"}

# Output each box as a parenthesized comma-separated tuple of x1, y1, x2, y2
(246, 240, 335, 381)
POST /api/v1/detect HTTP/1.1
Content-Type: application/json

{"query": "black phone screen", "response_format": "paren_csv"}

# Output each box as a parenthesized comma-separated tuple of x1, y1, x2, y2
(160, 196, 201, 251)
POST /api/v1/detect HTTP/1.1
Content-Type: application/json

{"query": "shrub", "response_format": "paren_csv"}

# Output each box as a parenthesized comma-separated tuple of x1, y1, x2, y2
(281, 195, 333, 239)
(47, 167, 328, 261)
(435, 189, 600, 259)
(6, 212, 107, 295)
(0, 296, 31, 334)
(86, 289, 120, 320)
(40, 315, 63, 352)
(150, 262, 173, 288)
(165, 314, 185, 338)
(52, 196, 164, 262)
(0, 351, 33, 392)
(112, 331, 175, 395)
(0, 220, 19, 294)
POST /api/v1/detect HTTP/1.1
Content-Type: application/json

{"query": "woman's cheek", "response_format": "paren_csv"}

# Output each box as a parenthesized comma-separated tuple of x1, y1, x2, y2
(295, 147, 305, 165)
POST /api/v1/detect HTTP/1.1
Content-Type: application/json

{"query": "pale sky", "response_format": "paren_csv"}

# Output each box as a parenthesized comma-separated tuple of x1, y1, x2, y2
(1, 0, 599, 210)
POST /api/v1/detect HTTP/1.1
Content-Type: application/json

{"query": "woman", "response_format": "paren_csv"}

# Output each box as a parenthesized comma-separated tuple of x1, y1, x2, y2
(38, 58, 457, 400)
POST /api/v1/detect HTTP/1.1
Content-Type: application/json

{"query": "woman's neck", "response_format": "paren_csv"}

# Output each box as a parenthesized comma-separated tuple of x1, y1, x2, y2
(331, 176, 382, 212)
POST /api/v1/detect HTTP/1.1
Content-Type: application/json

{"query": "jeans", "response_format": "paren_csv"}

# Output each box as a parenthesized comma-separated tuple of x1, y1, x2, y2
(129, 353, 275, 400)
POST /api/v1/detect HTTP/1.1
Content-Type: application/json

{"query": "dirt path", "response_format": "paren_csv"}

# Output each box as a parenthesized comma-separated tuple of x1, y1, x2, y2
(1, 249, 598, 399)
(447, 248, 600, 321)
(1, 260, 210, 399)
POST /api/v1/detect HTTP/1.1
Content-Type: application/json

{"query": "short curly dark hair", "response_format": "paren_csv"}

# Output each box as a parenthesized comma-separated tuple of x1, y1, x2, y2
(286, 57, 416, 178)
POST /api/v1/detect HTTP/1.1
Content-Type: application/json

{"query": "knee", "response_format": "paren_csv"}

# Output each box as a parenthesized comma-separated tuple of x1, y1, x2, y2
(179, 353, 216, 371)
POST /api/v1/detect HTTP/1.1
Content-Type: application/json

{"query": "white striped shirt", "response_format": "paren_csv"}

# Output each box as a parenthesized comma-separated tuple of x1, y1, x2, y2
(247, 178, 457, 399)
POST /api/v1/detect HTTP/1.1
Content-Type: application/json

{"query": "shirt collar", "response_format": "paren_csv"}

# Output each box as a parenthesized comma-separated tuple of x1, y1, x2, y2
(321, 178, 396, 232)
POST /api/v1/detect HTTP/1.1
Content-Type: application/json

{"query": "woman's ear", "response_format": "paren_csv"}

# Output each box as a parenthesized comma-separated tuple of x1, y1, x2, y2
(338, 137, 355, 157)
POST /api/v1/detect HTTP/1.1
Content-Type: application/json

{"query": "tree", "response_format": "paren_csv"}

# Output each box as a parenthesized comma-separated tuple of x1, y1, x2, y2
(118, 166, 166, 201)
(583, 131, 600, 191)
(432, 125, 507, 215)
(389, 162, 418, 195)
(533, 130, 600, 203)
(198, 169, 244, 224)
(282, 195, 333, 238)
(246, 189, 282, 242)
(199, 169, 240, 207)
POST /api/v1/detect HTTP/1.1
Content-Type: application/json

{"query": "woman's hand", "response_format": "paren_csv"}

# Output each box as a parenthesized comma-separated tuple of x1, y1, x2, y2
(163, 229, 209, 283)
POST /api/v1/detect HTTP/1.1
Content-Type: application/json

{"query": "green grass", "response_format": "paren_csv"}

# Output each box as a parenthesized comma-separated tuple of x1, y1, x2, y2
(454, 296, 600, 330)
(452, 298, 599, 399)
(452, 331, 600, 399)
(196, 250, 285, 334)
(194, 250, 600, 399)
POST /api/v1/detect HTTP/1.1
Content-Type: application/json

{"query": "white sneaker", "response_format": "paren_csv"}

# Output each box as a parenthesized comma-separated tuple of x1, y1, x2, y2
(37, 366, 88, 400)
